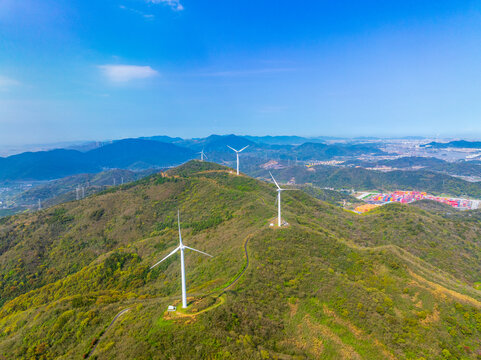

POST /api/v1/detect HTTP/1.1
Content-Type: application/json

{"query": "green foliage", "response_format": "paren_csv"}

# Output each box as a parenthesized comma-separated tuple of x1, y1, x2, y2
(48, 207, 74, 224)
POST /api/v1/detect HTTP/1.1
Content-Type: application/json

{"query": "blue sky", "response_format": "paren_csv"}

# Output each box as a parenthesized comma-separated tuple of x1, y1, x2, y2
(1, 0, 481, 145)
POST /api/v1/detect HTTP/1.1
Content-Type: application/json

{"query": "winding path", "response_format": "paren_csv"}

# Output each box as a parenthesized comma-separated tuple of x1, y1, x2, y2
(85, 308, 131, 359)
(219, 234, 251, 293)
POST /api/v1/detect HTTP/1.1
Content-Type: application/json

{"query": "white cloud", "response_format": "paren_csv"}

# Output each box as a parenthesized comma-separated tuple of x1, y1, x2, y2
(98, 65, 159, 83)
(0, 75, 20, 90)
(147, 0, 184, 11)
(120, 5, 155, 20)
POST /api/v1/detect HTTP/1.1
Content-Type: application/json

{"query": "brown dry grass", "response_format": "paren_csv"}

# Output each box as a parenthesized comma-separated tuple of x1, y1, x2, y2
(409, 270, 481, 308)
(322, 304, 397, 360)
(310, 320, 361, 360)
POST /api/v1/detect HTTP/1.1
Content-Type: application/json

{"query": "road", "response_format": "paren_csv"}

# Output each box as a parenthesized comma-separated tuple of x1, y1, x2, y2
(85, 308, 131, 359)
(219, 234, 251, 293)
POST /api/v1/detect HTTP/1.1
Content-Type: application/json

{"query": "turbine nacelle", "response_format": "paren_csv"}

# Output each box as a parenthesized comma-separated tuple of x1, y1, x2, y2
(227, 145, 249, 175)
(227, 145, 249, 153)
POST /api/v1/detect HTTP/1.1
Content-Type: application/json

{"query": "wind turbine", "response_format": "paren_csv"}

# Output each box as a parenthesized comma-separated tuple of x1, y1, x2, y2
(269, 172, 297, 227)
(227, 145, 249, 175)
(150, 210, 213, 308)
(199, 148, 207, 161)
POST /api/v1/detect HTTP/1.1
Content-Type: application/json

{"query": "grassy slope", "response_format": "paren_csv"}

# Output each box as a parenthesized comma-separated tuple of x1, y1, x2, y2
(0, 161, 481, 359)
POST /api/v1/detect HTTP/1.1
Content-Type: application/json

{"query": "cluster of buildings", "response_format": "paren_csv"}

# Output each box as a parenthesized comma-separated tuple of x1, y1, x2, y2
(355, 190, 480, 213)
(260, 160, 286, 170)
(306, 160, 344, 167)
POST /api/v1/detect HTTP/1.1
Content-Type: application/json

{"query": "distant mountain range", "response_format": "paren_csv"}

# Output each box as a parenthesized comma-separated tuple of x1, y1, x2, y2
(292, 142, 385, 160)
(0, 139, 196, 181)
(182, 134, 256, 151)
(0, 134, 391, 181)
(422, 140, 481, 149)
(5, 133, 481, 183)
(242, 135, 328, 145)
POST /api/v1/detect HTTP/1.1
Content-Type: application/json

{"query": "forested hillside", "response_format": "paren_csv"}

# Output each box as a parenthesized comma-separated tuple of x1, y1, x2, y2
(259, 165, 481, 197)
(1, 161, 481, 359)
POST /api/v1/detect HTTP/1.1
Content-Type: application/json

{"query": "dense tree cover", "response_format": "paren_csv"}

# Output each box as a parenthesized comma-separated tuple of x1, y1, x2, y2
(1, 161, 481, 359)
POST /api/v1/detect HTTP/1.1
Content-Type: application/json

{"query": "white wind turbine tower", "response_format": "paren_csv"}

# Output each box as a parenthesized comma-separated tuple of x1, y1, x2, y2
(150, 210, 213, 308)
(199, 148, 207, 161)
(270, 172, 297, 227)
(227, 145, 249, 175)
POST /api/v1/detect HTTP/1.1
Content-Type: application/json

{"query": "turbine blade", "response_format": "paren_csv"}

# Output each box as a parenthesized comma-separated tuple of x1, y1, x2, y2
(269, 171, 281, 189)
(150, 246, 180, 269)
(238, 145, 249, 152)
(184, 246, 213, 257)
(227, 145, 237, 152)
(204, 153, 208, 159)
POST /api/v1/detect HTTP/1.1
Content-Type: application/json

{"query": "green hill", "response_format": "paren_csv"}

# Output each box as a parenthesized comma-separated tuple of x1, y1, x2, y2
(1, 161, 481, 359)
(409, 199, 457, 212)
(261, 165, 481, 198)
